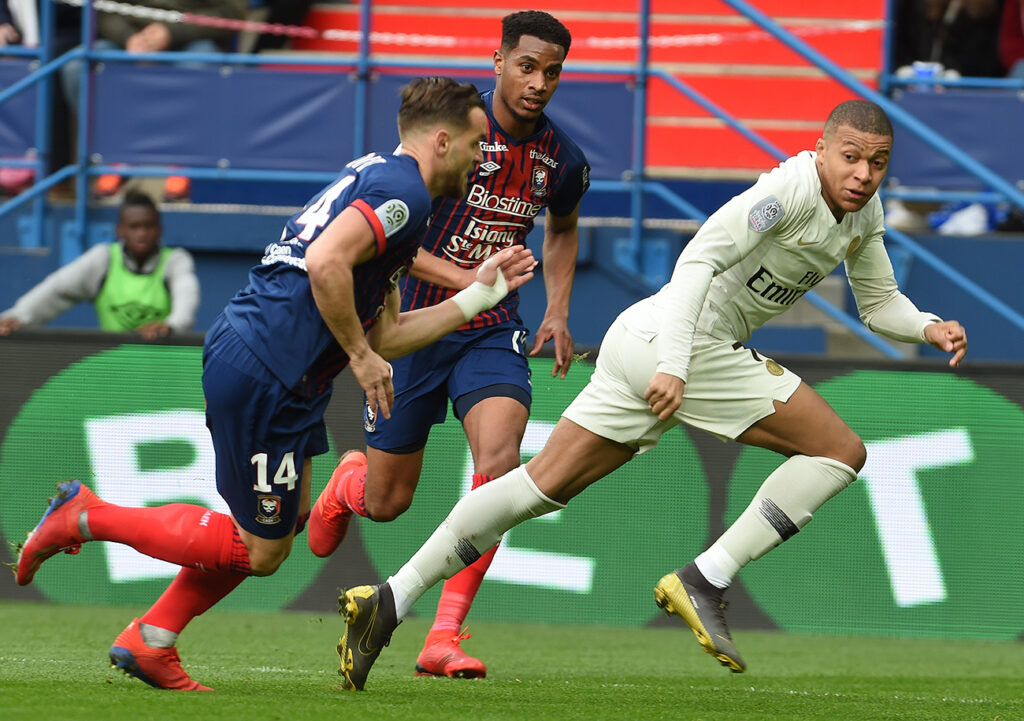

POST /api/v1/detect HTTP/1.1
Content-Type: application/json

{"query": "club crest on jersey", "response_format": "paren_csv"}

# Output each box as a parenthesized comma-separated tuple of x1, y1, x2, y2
(256, 495, 282, 525)
(531, 165, 549, 198)
(477, 161, 502, 177)
(363, 401, 377, 433)
(748, 195, 785, 232)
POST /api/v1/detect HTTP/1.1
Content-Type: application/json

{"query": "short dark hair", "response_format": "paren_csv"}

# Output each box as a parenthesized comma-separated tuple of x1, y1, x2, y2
(824, 100, 893, 139)
(119, 190, 159, 220)
(397, 76, 485, 137)
(501, 10, 571, 56)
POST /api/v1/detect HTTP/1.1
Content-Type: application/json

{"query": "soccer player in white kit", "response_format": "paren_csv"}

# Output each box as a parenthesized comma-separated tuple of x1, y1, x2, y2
(334, 99, 969, 689)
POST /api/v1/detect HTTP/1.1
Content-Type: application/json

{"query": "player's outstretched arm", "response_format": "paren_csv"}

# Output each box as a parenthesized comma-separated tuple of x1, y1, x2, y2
(924, 320, 968, 368)
(371, 245, 534, 360)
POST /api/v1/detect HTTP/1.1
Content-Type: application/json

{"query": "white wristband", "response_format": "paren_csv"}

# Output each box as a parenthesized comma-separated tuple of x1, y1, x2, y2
(451, 271, 508, 321)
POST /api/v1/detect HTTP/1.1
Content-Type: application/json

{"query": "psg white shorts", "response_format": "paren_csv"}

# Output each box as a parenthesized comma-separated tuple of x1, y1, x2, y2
(562, 319, 801, 452)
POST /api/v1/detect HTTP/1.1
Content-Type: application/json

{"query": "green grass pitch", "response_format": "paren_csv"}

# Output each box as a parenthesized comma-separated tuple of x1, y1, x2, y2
(1, 599, 1020, 721)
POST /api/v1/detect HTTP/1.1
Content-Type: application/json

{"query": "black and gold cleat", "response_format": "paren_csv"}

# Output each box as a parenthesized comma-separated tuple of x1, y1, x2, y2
(337, 583, 400, 691)
(654, 563, 746, 672)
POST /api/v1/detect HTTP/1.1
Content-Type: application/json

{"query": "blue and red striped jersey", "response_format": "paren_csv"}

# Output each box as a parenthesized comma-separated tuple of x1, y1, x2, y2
(223, 152, 431, 397)
(401, 90, 590, 329)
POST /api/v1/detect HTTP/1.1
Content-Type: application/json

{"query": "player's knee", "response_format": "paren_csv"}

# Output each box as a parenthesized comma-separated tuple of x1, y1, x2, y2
(837, 434, 866, 473)
(246, 541, 292, 576)
(363, 493, 412, 522)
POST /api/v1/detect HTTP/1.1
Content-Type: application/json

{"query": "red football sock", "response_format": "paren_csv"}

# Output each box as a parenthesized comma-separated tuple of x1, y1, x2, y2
(338, 459, 370, 518)
(85, 503, 251, 574)
(141, 566, 247, 634)
(428, 474, 498, 638)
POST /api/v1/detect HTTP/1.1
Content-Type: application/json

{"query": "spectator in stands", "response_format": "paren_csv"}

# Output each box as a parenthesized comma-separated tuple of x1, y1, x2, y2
(999, 0, 1024, 77)
(892, 0, 1005, 78)
(60, 0, 246, 201)
(0, 0, 24, 46)
(0, 191, 199, 339)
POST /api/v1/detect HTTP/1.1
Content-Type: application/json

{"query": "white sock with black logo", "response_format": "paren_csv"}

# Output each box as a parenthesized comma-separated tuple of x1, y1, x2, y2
(702, 455, 856, 587)
(388, 465, 563, 618)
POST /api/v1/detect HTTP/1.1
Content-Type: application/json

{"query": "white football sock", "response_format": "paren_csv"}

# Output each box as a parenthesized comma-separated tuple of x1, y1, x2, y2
(711, 455, 856, 577)
(388, 465, 563, 619)
(694, 545, 740, 589)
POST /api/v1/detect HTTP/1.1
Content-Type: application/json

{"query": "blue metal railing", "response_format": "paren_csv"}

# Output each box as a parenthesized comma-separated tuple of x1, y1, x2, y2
(2, 0, 1021, 354)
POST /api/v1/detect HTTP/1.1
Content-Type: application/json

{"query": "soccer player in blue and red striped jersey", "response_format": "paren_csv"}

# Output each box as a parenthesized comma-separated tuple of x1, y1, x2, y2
(307, 11, 590, 680)
(15, 76, 537, 691)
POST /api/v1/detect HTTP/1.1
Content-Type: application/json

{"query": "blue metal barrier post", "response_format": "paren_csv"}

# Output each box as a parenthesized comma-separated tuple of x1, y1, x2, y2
(353, 0, 372, 158)
(28, 0, 55, 250)
(71, 0, 97, 263)
(629, 0, 650, 266)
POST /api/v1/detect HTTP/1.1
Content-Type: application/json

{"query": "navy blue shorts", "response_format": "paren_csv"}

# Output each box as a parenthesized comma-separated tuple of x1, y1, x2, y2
(202, 315, 330, 539)
(364, 324, 532, 452)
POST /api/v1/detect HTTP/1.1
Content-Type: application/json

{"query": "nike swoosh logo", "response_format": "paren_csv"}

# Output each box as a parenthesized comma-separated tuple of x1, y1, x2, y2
(357, 605, 381, 655)
(796, 238, 816, 246)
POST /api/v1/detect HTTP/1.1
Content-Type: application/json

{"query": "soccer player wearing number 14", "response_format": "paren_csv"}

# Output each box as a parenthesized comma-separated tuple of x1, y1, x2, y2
(14, 77, 537, 691)
(308, 10, 589, 680)
(335, 99, 969, 690)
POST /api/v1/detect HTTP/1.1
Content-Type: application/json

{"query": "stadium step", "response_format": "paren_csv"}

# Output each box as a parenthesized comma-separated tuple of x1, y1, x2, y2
(294, 1, 884, 177)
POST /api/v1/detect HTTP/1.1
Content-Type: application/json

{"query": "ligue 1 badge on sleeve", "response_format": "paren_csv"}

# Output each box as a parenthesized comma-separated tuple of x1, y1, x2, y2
(256, 494, 283, 525)
(748, 195, 785, 232)
(530, 165, 549, 198)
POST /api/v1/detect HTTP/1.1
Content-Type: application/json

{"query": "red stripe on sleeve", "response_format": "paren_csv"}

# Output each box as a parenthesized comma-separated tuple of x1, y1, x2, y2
(351, 199, 386, 255)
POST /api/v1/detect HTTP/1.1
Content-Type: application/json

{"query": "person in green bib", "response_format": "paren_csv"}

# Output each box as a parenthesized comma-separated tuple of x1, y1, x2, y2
(0, 191, 199, 339)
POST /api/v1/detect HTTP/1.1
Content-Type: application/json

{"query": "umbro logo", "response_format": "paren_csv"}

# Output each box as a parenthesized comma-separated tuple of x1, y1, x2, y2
(477, 161, 501, 177)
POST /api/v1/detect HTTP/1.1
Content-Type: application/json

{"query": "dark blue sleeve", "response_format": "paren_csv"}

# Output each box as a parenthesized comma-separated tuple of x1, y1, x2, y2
(0, 1, 13, 27)
(548, 151, 590, 218)
(353, 161, 432, 252)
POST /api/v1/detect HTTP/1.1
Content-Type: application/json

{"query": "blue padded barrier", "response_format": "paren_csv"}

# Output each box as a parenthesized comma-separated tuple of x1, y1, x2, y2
(90, 65, 634, 182)
(889, 89, 1024, 190)
(0, 60, 36, 156)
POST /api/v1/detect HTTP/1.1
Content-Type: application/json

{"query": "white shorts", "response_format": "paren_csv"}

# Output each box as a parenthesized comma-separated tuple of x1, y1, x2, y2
(562, 318, 801, 453)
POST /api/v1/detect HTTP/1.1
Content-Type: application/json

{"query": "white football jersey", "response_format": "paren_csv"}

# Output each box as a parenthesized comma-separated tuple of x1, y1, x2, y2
(619, 151, 937, 381)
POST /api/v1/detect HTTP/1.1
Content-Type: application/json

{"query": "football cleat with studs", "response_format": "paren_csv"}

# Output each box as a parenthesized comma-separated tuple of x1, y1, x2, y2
(415, 628, 487, 679)
(654, 563, 746, 673)
(307, 450, 365, 558)
(16, 479, 107, 586)
(337, 583, 400, 691)
(109, 618, 213, 691)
